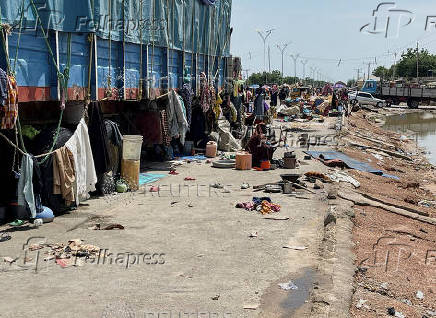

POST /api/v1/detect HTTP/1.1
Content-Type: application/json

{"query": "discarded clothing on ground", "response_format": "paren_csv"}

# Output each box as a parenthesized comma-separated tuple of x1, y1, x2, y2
(305, 150, 400, 180)
(65, 118, 97, 205)
(236, 197, 280, 214)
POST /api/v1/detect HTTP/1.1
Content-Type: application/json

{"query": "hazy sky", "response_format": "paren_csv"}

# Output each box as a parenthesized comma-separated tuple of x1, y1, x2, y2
(230, 0, 436, 82)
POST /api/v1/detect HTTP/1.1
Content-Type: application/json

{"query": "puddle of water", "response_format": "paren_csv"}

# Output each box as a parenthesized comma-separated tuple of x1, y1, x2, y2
(280, 268, 315, 313)
(260, 268, 316, 318)
(384, 112, 436, 165)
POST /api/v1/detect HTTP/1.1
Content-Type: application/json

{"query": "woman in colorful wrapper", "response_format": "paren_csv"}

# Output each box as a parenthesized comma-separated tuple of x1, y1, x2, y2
(245, 123, 276, 168)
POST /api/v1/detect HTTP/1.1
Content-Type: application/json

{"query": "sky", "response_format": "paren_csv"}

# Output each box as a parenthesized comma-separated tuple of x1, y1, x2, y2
(230, 0, 436, 82)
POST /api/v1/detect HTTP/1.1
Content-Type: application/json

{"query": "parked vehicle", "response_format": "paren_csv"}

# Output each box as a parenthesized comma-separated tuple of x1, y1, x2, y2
(348, 91, 386, 108)
(360, 79, 436, 108)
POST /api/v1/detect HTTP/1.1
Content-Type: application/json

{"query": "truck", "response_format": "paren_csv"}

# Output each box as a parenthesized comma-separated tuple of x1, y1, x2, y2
(360, 79, 436, 108)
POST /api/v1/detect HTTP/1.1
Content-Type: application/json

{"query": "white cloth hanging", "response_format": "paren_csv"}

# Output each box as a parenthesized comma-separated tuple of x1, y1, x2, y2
(65, 118, 97, 205)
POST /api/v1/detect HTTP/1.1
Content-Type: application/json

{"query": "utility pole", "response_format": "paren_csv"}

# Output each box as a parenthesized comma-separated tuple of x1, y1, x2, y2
(290, 53, 300, 84)
(301, 59, 308, 85)
(416, 41, 419, 81)
(366, 62, 372, 80)
(276, 42, 291, 77)
(268, 45, 271, 73)
(354, 68, 361, 82)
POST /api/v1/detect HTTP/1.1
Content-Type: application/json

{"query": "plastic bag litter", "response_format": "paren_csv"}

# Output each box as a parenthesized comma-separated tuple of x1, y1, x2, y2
(278, 281, 298, 291)
(327, 171, 360, 188)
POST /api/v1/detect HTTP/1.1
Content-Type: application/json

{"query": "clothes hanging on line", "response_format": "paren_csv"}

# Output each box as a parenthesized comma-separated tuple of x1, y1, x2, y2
(0, 68, 8, 106)
(65, 118, 97, 205)
(179, 84, 193, 126)
(160, 110, 171, 146)
(167, 90, 189, 145)
(53, 146, 76, 206)
(0, 74, 18, 130)
(200, 73, 211, 113)
(17, 154, 37, 218)
(136, 111, 163, 146)
(88, 101, 111, 176)
(32, 156, 44, 214)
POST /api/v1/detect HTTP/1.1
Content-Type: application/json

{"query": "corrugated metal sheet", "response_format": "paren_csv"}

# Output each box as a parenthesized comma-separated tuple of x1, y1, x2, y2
(2, 31, 231, 102)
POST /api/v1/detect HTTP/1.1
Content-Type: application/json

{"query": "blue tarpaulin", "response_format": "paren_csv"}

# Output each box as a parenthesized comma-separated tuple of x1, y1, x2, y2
(305, 150, 400, 180)
(0, 0, 232, 55)
(139, 173, 167, 185)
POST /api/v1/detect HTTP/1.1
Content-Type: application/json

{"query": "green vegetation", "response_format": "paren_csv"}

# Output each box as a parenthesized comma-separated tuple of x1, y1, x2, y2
(372, 48, 436, 79)
(247, 70, 326, 86)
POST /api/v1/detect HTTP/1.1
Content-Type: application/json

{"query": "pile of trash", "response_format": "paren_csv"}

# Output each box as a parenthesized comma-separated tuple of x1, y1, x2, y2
(28, 239, 100, 268)
(236, 197, 281, 214)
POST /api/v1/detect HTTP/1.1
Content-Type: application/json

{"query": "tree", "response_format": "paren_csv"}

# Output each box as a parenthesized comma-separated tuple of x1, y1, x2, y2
(372, 66, 392, 78)
(247, 70, 299, 86)
(396, 48, 436, 79)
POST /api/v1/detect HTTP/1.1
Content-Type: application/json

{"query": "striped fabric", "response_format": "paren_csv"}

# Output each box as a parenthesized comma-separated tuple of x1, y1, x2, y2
(0, 75, 18, 130)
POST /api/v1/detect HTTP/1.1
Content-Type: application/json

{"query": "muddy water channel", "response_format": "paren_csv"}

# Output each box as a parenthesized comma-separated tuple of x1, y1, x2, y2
(384, 111, 436, 165)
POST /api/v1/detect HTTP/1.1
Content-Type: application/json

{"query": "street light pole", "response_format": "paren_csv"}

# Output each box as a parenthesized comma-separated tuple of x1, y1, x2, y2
(276, 42, 291, 77)
(301, 59, 308, 85)
(310, 66, 316, 87)
(256, 29, 274, 78)
(290, 53, 300, 84)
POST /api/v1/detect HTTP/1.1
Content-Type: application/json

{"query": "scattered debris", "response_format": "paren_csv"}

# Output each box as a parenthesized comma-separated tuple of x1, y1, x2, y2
(3, 257, 16, 264)
(241, 183, 250, 189)
(210, 183, 224, 189)
(416, 290, 424, 300)
(0, 232, 11, 242)
(278, 280, 298, 291)
(243, 304, 259, 310)
(419, 200, 436, 208)
(304, 171, 332, 182)
(184, 177, 196, 181)
(211, 295, 220, 301)
(89, 224, 125, 231)
(149, 186, 159, 192)
(401, 299, 412, 306)
(264, 216, 289, 221)
(356, 299, 369, 309)
(103, 224, 125, 230)
(236, 197, 280, 214)
(283, 246, 308, 251)
(248, 232, 258, 238)
(314, 179, 324, 189)
(328, 171, 360, 188)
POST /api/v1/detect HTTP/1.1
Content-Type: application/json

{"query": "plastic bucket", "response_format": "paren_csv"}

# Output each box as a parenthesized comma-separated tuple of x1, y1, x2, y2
(122, 135, 143, 160)
(183, 141, 194, 155)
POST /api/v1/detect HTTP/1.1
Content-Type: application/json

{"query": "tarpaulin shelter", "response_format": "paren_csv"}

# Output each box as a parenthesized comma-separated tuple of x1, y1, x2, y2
(0, 0, 233, 102)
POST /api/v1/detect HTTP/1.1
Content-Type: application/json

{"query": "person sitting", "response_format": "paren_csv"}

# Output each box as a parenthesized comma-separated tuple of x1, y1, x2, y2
(245, 123, 276, 168)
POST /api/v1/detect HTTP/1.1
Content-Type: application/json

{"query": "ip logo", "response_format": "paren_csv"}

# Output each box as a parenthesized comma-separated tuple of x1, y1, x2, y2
(360, 2, 415, 38)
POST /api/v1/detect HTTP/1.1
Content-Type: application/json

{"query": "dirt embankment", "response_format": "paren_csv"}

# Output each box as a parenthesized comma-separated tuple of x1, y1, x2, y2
(338, 110, 436, 318)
